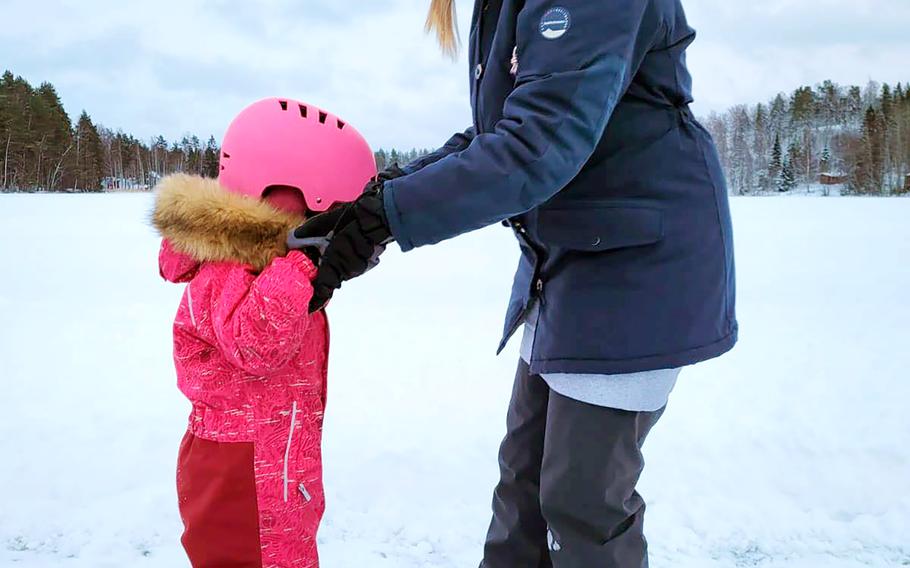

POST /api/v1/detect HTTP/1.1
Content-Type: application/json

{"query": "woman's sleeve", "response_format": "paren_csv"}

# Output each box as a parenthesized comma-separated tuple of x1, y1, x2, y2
(209, 251, 317, 375)
(400, 127, 476, 174)
(382, 0, 661, 251)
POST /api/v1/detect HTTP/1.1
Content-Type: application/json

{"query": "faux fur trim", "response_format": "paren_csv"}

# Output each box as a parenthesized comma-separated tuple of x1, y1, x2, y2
(151, 174, 304, 271)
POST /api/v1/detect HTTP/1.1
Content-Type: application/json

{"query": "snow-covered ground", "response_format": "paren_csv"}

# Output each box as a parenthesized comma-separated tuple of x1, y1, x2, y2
(1, 194, 908, 567)
(736, 183, 846, 197)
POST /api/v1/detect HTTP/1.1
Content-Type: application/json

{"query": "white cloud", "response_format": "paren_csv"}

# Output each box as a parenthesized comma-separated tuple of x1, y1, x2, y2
(685, 0, 910, 116)
(2, 0, 907, 150)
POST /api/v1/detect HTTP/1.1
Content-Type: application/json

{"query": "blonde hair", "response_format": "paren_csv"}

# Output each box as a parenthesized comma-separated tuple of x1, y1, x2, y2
(426, 0, 459, 58)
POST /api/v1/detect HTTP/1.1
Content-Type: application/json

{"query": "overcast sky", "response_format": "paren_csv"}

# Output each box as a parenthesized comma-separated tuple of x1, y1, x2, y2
(3, 0, 908, 150)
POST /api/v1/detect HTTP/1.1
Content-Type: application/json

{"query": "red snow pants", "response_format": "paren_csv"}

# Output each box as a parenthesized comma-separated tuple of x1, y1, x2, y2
(177, 432, 263, 567)
(176, 428, 323, 568)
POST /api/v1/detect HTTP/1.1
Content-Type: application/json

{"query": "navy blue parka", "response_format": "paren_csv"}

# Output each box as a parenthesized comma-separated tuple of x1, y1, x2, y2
(383, 0, 738, 374)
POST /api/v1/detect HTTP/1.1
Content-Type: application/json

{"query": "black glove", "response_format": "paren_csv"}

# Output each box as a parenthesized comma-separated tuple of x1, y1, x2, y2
(376, 162, 407, 183)
(289, 182, 393, 312)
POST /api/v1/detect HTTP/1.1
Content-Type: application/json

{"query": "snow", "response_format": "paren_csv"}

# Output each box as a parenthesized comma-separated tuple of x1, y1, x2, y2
(1, 194, 909, 567)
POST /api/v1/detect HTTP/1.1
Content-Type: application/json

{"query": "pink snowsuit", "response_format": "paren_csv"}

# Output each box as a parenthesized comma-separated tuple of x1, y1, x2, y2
(159, 235, 328, 568)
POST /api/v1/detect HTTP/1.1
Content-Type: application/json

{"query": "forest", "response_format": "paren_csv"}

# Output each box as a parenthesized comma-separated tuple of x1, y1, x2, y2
(2, 69, 908, 195)
(0, 70, 428, 193)
(703, 79, 910, 195)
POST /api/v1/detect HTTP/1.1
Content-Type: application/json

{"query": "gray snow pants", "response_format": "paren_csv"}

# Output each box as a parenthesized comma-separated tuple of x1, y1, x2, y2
(480, 360, 665, 568)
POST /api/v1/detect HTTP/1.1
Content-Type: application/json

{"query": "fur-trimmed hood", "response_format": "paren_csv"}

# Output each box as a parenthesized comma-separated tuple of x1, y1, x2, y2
(151, 174, 304, 272)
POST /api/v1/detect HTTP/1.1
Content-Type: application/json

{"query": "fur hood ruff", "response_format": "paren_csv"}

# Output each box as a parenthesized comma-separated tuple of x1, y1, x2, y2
(151, 174, 304, 271)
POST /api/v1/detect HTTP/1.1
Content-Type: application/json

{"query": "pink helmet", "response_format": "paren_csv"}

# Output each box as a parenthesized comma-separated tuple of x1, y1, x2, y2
(219, 97, 377, 212)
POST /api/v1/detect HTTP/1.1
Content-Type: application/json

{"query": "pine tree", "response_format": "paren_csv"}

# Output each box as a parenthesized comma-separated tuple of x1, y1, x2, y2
(865, 106, 885, 193)
(0, 71, 22, 190)
(202, 136, 220, 178)
(862, 81, 881, 110)
(786, 140, 803, 189)
(790, 86, 816, 128)
(852, 106, 885, 194)
(818, 80, 841, 128)
(73, 111, 104, 191)
(820, 147, 831, 173)
(769, 94, 788, 135)
(149, 135, 168, 178)
(881, 83, 894, 122)
(373, 149, 387, 171)
(32, 82, 74, 190)
(769, 134, 783, 189)
(779, 158, 796, 192)
(899, 83, 910, 192)
(753, 104, 769, 190)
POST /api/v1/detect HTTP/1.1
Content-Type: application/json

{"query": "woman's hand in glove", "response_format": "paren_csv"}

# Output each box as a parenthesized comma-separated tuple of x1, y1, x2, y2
(288, 181, 393, 312)
(376, 162, 407, 182)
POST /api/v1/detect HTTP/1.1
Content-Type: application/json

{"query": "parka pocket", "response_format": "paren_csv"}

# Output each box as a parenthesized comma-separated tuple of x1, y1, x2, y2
(537, 201, 664, 252)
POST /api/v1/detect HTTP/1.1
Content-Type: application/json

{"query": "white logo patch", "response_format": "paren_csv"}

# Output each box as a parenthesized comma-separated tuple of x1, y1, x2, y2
(540, 7, 571, 40)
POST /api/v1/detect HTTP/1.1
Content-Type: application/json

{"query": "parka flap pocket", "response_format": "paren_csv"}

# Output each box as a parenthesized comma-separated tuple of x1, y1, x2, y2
(537, 203, 664, 252)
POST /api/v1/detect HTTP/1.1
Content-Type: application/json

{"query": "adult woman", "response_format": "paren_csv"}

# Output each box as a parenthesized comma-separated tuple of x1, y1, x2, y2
(293, 0, 737, 565)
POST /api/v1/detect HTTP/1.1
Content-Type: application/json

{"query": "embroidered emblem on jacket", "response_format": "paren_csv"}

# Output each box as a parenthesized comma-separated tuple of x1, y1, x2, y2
(540, 7, 571, 39)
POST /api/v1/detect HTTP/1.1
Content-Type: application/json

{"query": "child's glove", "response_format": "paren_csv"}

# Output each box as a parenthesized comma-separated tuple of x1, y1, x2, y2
(288, 181, 392, 313)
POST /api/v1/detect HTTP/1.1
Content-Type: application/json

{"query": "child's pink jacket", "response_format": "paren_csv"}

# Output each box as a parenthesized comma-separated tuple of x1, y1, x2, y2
(154, 174, 328, 568)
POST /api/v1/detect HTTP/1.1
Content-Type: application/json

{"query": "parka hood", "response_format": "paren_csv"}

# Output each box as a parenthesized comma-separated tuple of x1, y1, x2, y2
(151, 174, 305, 274)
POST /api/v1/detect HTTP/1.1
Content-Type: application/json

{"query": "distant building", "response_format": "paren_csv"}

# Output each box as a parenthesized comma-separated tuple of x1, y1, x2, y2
(819, 172, 848, 185)
(101, 177, 149, 191)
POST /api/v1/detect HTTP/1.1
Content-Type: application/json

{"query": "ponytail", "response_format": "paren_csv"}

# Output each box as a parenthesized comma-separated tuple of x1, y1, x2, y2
(426, 0, 459, 58)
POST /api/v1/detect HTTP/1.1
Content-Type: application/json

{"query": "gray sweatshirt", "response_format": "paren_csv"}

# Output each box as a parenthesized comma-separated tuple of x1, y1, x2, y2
(520, 303, 679, 411)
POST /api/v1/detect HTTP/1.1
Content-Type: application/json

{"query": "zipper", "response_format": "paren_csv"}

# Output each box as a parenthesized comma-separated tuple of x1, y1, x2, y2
(470, 1, 488, 131)
(282, 401, 298, 502)
(321, 310, 330, 408)
(186, 285, 197, 328)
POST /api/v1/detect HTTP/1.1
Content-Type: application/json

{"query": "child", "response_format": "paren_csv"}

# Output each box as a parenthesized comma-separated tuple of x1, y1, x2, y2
(153, 98, 376, 568)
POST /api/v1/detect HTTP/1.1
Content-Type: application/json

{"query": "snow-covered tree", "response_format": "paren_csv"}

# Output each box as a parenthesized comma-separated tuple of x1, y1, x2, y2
(820, 147, 832, 173)
(778, 158, 796, 192)
(769, 134, 783, 188)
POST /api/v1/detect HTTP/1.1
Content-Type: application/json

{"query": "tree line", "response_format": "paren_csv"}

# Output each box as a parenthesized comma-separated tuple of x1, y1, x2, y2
(0, 70, 429, 193)
(703, 79, 910, 196)
(6, 69, 907, 196)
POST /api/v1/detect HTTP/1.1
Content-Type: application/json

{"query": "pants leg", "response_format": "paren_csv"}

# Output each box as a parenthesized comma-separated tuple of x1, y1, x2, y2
(540, 390, 664, 568)
(480, 361, 666, 568)
(481, 360, 553, 568)
(255, 397, 325, 568)
(177, 431, 263, 568)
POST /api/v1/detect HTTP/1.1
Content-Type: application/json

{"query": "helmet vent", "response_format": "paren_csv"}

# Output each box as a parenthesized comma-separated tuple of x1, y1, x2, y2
(336, 119, 346, 130)
(278, 100, 288, 111)
(222, 152, 231, 159)
(318, 111, 328, 124)
(298, 104, 308, 118)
